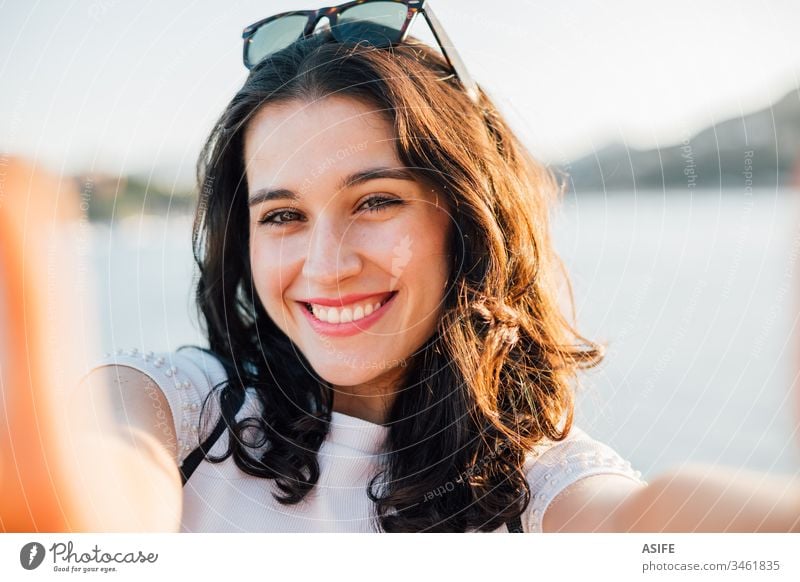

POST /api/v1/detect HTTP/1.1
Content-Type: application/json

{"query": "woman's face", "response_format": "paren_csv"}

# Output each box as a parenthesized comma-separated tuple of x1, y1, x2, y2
(244, 96, 453, 388)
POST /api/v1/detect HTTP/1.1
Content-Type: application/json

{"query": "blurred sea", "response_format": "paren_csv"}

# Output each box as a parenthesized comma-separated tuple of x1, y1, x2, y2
(88, 188, 800, 479)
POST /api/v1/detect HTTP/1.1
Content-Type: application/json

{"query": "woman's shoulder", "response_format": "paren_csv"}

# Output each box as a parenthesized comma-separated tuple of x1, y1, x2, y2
(88, 345, 229, 399)
(86, 346, 231, 464)
(521, 427, 644, 532)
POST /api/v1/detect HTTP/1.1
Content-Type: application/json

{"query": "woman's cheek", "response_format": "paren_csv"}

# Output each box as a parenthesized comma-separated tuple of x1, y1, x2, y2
(250, 247, 281, 318)
(362, 222, 416, 261)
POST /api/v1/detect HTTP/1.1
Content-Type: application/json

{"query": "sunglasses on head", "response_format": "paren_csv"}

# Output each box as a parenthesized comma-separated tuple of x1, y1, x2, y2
(242, 0, 479, 103)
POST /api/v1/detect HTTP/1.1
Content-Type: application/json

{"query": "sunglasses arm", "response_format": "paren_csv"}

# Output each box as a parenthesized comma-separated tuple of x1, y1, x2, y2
(421, 3, 480, 104)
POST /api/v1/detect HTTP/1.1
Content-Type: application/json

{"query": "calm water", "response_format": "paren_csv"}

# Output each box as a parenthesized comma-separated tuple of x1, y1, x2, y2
(89, 189, 800, 478)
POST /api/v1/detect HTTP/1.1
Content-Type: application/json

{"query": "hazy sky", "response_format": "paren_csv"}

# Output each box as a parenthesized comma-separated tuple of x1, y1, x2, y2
(2, 0, 799, 185)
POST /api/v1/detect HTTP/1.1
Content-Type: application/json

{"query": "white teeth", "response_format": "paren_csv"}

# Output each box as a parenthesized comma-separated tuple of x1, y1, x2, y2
(308, 294, 392, 324)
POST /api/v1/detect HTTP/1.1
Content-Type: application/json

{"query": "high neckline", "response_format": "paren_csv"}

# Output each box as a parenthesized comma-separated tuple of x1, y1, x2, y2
(327, 411, 389, 455)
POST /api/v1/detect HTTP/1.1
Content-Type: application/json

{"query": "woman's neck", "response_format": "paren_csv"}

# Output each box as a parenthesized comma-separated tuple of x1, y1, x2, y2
(331, 394, 389, 425)
(330, 365, 405, 426)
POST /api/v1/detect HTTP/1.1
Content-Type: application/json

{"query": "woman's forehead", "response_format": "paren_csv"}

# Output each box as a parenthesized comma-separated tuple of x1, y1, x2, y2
(243, 96, 401, 186)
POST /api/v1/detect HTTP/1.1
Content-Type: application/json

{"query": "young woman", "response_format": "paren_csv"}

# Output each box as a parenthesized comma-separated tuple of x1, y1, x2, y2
(76, 1, 799, 533)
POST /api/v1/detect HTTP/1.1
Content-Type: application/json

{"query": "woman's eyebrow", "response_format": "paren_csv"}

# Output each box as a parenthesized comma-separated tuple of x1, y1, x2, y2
(248, 167, 418, 207)
(340, 166, 417, 189)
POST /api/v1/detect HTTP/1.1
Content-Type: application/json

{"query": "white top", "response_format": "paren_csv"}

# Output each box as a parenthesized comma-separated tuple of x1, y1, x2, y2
(89, 346, 644, 532)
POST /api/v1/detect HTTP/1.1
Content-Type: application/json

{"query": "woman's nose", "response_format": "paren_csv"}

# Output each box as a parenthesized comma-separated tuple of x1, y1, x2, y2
(301, 218, 362, 285)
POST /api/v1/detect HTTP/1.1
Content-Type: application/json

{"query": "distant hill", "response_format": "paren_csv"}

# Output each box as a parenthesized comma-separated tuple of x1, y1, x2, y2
(562, 89, 800, 192)
(73, 173, 195, 222)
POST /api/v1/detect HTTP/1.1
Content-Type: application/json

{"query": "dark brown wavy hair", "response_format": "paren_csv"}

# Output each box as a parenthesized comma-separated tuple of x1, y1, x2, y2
(191, 31, 603, 532)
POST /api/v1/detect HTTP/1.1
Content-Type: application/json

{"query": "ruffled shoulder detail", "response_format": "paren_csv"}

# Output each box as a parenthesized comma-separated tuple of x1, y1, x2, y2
(521, 427, 645, 532)
(86, 346, 228, 465)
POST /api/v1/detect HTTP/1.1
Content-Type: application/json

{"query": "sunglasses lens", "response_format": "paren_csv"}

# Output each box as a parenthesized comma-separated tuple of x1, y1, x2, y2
(246, 15, 309, 67)
(335, 1, 408, 46)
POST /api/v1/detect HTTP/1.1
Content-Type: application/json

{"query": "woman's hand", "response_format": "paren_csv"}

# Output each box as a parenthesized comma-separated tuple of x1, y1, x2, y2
(0, 158, 181, 532)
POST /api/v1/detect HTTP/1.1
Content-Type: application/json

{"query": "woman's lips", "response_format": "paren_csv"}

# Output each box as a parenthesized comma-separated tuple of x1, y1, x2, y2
(298, 291, 398, 337)
(299, 291, 393, 307)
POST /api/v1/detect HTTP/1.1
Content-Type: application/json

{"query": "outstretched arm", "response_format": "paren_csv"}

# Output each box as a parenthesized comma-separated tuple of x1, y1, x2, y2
(543, 466, 800, 532)
(0, 158, 182, 532)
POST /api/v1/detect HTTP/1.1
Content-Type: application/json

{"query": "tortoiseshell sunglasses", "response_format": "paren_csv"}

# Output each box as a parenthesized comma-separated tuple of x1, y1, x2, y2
(242, 0, 479, 103)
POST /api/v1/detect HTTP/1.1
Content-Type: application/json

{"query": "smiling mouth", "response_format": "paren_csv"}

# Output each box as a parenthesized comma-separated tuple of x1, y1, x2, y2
(303, 291, 397, 324)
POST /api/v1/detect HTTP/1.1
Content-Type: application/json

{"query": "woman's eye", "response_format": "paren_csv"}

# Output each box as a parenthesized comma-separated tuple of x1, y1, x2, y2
(258, 209, 303, 227)
(257, 196, 402, 228)
(360, 195, 403, 213)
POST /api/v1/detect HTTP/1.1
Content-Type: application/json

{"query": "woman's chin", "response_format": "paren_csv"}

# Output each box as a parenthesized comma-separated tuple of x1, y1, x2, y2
(311, 357, 406, 386)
